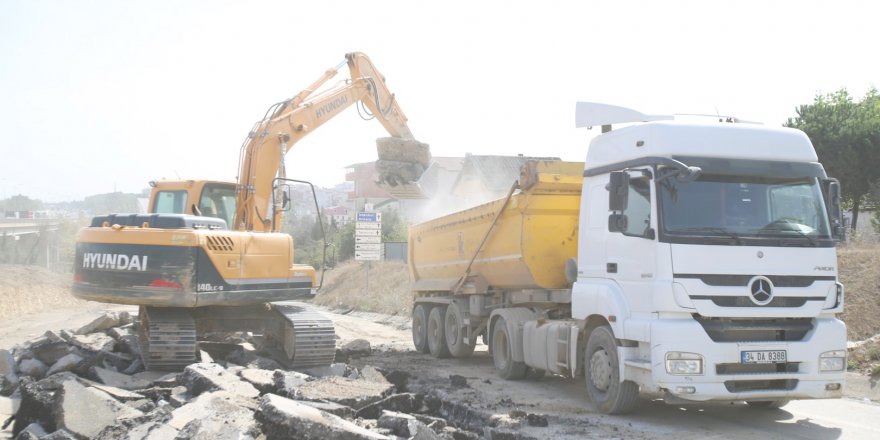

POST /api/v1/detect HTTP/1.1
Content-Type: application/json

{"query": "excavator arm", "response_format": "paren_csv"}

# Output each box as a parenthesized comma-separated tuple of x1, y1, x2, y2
(234, 52, 428, 232)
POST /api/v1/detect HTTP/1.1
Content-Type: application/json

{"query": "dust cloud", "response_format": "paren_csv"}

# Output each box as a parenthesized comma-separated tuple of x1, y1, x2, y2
(405, 182, 515, 225)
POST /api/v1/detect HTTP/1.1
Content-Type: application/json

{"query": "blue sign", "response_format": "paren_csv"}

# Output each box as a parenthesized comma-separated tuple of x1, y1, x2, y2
(357, 212, 380, 222)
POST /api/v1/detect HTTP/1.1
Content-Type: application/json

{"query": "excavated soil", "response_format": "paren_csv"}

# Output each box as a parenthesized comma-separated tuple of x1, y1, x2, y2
(0, 265, 86, 319)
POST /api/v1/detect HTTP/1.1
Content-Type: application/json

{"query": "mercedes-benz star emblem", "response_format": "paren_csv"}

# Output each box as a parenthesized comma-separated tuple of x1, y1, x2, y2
(749, 276, 774, 305)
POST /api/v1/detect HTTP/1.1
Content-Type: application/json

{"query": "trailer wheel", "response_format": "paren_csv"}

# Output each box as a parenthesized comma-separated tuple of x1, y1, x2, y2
(412, 304, 430, 353)
(584, 326, 639, 414)
(491, 317, 527, 379)
(445, 302, 476, 358)
(427, 306, 451, 358)
(746, 400, 789, 409)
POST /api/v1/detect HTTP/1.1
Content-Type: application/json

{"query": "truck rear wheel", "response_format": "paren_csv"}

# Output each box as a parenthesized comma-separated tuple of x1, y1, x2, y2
(412, 304, 430, 353)
(427, 306, 451, 358)
(584, 326, 639, 414)
(445, 302, 476, 358)
(492, 317, 527, 379)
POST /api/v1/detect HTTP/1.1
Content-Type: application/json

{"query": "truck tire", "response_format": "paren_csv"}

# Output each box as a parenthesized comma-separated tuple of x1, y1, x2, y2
(746, 400, 789, 409)
(412, 304, 430, 353)
(584, 326, 639, 414)
(491, 317, 527, 379)
(427, 306, 451, 358)
(445, 302, 476, 358)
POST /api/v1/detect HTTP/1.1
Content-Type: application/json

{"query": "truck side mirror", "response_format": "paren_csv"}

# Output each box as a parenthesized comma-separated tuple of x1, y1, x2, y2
(608, 171, 629, 212)
(822, 178, 845, 241)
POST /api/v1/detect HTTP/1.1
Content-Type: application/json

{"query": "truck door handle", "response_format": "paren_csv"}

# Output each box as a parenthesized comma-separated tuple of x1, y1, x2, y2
(607, 263, 618, 273)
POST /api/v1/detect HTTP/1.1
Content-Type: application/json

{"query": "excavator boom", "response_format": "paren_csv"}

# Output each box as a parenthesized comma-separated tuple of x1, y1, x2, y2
(235, 52, 429, 232)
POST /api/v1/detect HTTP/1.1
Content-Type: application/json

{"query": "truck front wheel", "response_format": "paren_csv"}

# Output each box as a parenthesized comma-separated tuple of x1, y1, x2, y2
(584, 326, 639, 414)
(427, 306, 451, 358)
(491, 317, 527, 379)
(412, 304, 430, 353)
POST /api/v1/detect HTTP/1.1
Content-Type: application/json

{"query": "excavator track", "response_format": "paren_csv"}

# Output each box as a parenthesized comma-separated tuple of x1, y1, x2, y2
(268, 304, 336, 369)
(138, 306, 198, 370)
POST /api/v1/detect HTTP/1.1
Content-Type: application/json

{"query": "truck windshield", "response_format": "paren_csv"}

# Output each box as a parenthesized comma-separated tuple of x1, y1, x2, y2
(658, 174, 832, 245)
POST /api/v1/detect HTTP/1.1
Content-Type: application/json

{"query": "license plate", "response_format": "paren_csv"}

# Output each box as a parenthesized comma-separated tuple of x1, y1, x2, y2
(741, 350, 787, 364)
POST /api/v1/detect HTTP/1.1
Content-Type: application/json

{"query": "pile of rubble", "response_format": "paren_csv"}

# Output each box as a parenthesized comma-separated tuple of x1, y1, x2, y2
(848, 333, 880, 375)
(0, 312, 493, 440)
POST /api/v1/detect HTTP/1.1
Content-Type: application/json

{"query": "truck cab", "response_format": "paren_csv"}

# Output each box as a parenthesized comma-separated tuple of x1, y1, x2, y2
(575, 118, 846, 410)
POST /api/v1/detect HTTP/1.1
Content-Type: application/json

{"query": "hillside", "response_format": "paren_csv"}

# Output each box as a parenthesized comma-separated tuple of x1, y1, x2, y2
(313, 261, 411, 316)
(837, 243, 880, 341)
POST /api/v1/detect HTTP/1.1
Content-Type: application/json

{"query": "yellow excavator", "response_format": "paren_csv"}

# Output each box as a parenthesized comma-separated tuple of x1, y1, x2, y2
(73, 52, 430, 370)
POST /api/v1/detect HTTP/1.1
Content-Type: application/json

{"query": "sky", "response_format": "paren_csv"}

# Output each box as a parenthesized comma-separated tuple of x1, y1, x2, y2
(0, 0, 878, 202)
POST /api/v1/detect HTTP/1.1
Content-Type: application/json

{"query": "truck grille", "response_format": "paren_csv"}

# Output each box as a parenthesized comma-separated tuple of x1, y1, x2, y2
(716, 362, 800, 375)
(675, 274, 834, 287)
(689, 295, 821, 308)
(724, 379, 798, 393)
(693, 315, 814, 342)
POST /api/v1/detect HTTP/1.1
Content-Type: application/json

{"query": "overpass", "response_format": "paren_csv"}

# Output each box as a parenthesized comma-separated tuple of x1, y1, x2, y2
(0, 218, 61, 237)
(0, 218, 63, 268)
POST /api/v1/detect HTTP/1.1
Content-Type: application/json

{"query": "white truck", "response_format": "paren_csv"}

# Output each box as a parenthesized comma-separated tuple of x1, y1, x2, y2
(407, 103, 847, 414)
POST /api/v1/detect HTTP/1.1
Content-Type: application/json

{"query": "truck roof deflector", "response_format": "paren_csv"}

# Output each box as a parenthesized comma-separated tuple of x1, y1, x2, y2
(575, 102, 673, 128)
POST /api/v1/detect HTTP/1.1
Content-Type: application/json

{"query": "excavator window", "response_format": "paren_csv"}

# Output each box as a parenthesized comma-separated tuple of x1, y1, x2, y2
(153, 191, 188, 214)
(198, 184, 237, 228)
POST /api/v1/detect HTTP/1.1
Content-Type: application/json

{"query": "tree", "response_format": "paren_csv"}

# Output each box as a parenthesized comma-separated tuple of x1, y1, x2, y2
(0, 195, 43, 212)
(82, 192, 139, 215)
(785, 88, 880, 230)
(380, 209, 408, 242)
(334, 221, 357, 262)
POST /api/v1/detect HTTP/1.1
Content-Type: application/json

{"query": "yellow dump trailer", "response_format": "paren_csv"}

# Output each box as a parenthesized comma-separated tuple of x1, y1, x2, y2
(408, 161, 584, 292)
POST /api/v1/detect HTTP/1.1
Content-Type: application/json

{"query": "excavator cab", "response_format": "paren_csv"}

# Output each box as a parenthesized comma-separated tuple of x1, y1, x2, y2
(149, 180, 237, 229)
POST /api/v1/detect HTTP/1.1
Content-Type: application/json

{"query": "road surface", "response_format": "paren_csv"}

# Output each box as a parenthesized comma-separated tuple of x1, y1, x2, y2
(1, 304, 878, 439)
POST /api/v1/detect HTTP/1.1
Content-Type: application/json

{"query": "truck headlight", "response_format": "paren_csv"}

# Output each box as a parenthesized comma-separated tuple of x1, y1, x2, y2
(665, 351, 703, 375)
(819, 350, 846, 372)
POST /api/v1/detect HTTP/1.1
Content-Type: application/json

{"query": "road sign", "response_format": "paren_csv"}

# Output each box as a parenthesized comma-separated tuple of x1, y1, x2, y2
(357, 212, 382, 222)
(355, 251, 381, 261)
(355, 229, 381, 237)
(355, 211, 382, 261)
(356, 236, 381, 244)
(356, 243, 382, 251)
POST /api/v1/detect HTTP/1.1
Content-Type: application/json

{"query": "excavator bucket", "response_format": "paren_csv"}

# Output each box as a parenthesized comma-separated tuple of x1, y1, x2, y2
(375, 137, 432, 199)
